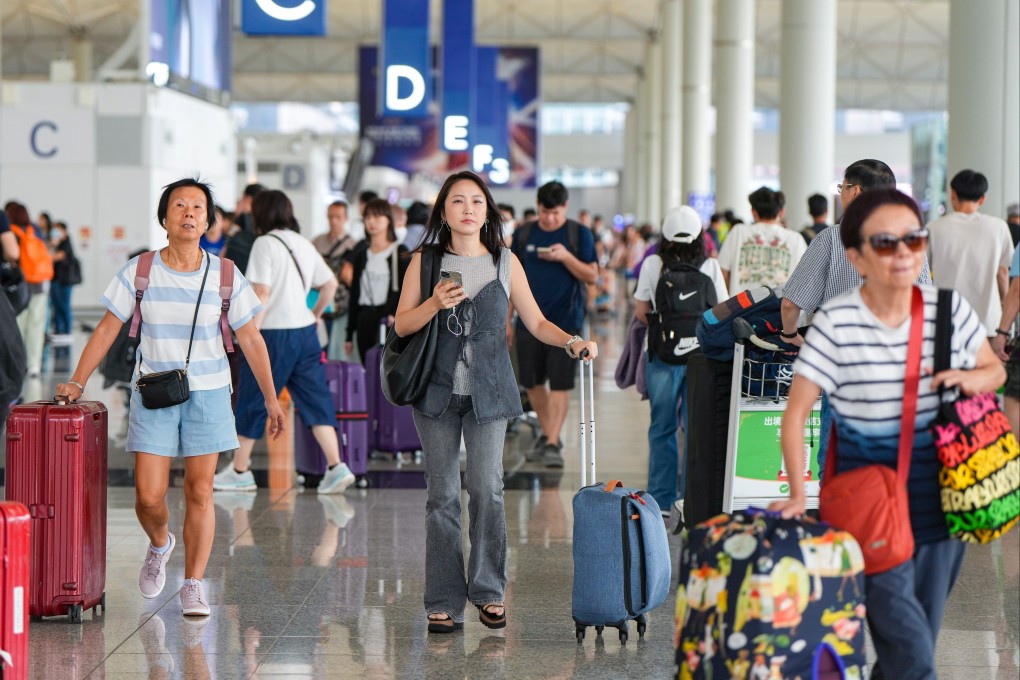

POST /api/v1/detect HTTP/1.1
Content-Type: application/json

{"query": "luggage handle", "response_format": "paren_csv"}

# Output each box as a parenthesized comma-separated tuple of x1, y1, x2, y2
(578, 350, 596, 486)
(604, 480, 623, 492)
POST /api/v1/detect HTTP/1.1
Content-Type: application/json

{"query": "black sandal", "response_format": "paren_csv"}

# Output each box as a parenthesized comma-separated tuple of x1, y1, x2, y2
(476, 603, 507, 629)
(427, 613, 463, 634)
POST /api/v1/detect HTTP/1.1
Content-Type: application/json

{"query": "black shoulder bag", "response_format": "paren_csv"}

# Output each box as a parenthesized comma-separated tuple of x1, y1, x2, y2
(381, 246, 441, 406)
(135, 253, 210, 409)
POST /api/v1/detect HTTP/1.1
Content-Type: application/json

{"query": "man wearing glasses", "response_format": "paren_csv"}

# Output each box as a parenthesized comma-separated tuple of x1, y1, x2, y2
(777, 159, 933, 478)
(925, 169, 1015, 339)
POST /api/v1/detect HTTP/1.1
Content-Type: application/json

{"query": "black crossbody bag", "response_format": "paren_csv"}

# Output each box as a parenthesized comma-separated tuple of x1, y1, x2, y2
(135, 253, 210, 409)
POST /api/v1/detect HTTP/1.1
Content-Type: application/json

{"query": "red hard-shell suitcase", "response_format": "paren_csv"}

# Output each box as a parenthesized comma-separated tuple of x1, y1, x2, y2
(295, 360, 370, 483)
(4, 401, 108, 623)
(0, 502, 30, 680)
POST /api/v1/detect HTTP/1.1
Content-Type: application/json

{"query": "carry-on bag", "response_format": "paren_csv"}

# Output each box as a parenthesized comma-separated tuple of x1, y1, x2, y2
(295, 360, 370, 487)
(4, 400, 108, 623)
(676, 508, 868, 679)
(682, 354, 734, 528)
(571, 355, 672, 644)
(0, 502, 30, 680)
(365, 324, 421, 456)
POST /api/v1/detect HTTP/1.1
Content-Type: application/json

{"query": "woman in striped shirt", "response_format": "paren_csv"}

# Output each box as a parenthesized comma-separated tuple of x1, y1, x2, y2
(770, 188, 1005, 679)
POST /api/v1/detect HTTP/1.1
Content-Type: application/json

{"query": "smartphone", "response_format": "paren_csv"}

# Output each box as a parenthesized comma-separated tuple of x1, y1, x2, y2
(440, 269, 463, 288)
(536, 246, 552, 254)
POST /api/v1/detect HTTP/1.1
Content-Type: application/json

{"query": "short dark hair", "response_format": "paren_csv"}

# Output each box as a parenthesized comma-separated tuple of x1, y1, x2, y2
(950, 169, 988, 202)
(328, 200, 349, 211)
(839, 188, 923, 251)
(4, 201, 30, 226)
(407, 200, 430, 225)
(363, 198, 397, 243)
(157, 178, 216, 228)
(523, 208, 537, 220)
(418, 171, 505, 265)
(748, 187, 785, 220)
(497, 203, 515, 219)
(252, 190, 300, 236)
(359, 190, 379, 205)
(536, 181, 569, 209)
(843, 159, 896, 192)
(807, 194, 828, 219)
(243, 183, 266, 199)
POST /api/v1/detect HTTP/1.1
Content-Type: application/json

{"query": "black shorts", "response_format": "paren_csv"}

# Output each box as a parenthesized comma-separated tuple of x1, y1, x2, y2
(515, 325, 578, 391)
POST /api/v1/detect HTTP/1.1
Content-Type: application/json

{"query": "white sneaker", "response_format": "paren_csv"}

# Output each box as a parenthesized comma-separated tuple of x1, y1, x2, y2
(138, 532, 175, 599)
(318, 463, 355, 494)
(180, 578, 210, 617)
(213, 466, 256, 492)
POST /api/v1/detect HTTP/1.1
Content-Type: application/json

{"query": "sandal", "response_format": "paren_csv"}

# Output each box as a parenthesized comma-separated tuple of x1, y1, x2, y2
(427, 613, 463, 634)
(476, 603, 507, 629)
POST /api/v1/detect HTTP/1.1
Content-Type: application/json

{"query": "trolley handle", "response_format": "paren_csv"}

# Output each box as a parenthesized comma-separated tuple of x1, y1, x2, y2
(578, 350, 596, 487)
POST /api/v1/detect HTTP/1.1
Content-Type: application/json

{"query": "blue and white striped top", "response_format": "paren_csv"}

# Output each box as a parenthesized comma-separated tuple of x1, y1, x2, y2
(102, 250, 262, 391)
(795, 285, 985, 543)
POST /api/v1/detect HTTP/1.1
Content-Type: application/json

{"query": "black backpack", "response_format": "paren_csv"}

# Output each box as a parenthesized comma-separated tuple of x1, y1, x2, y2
(647, 257, 717, 365)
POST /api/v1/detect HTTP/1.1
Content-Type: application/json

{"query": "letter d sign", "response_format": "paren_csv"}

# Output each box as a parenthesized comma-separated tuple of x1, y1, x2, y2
(380, 0, 431, 119)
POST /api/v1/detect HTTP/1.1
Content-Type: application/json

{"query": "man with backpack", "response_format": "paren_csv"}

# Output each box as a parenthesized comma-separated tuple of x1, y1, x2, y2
(633, 206, 728, 513)
(510, 181, 598, 467)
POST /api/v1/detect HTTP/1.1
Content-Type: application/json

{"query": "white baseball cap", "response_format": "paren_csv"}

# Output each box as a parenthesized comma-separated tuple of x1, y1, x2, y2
(661, 206, 703, 243)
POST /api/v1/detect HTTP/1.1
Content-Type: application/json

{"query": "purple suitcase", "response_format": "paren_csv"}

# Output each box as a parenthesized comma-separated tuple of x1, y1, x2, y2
(364, 336, 422, 456)
(295, 360, 370, 485)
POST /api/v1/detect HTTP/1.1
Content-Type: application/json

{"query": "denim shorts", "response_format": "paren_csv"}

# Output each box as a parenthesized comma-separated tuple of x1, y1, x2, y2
(127, 385, 239, 457)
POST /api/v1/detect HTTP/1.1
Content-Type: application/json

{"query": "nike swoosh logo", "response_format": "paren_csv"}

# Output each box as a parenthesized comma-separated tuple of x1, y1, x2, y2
(678, 291, 697, 301)
(673, 343, 700, 356)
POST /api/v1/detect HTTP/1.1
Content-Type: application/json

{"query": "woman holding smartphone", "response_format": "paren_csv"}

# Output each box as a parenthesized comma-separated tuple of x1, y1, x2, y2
(394, 171, 599, 634)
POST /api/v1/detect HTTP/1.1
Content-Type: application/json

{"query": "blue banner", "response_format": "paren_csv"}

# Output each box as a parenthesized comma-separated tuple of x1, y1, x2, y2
(472, 47, 511, 184)
(241, 0, 327, 36)
(440, 0, 476, 151)
(380, 0, 432, 119)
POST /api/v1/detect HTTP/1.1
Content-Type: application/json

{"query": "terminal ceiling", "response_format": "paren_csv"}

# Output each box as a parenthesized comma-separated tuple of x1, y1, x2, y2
(1, 0, 949, 110)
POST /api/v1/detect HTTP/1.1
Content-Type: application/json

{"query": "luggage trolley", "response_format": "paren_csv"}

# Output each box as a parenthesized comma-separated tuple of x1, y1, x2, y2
(721, 342, 824, 512)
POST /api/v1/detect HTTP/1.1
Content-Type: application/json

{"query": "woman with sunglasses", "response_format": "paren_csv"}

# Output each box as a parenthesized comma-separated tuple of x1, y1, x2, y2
(770, 188, 1005, 678)
(393, 171, 598, 634)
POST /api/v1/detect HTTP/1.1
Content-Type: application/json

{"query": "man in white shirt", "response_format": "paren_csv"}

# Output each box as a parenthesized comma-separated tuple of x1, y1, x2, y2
(717, 186, 807, 294)
(926, 169, 1015, 337)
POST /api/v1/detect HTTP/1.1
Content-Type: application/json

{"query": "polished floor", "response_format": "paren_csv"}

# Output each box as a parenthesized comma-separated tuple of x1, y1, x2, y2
(2, 314, 1018, 679)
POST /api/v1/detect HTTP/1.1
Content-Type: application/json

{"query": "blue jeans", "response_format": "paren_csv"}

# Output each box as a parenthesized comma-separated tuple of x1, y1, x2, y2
(817, 392, 831, 482)
(414, 395, 508, 622)
(645, 355, 688, 510)
(867, 539, 966, 680)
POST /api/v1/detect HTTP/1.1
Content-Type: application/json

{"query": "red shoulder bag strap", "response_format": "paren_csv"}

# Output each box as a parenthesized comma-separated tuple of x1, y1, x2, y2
(824, 286, 925, 484)
(897, 286, 925, 483)
(128, 251, 156, 339)
(219, 257, 235, 353)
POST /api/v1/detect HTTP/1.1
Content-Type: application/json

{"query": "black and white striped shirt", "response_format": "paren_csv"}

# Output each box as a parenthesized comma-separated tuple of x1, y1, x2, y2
(783, 226, 932, 313)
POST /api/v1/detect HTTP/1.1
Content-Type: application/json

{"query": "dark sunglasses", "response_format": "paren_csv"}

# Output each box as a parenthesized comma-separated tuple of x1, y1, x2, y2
(867, 228, 929, 255)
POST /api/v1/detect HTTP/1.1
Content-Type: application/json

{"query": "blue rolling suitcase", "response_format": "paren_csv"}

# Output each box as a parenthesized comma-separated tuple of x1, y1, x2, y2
(571, 358, 672, 644)
(675, 509, 867, 679)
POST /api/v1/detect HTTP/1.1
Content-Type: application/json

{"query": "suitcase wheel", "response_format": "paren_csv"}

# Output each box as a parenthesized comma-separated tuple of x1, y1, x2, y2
(594, 625, 604, 636)
(618, 620, 630, 644)
(355, 475, 370, 489)
(636, 613, 647, 638)
(575, 624, 585, 643)
(92, 592, 107, 617)
(68, 604, 83, 624)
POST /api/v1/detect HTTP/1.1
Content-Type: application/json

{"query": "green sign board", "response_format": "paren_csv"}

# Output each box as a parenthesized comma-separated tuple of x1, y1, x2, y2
(728, 408, 822, 506)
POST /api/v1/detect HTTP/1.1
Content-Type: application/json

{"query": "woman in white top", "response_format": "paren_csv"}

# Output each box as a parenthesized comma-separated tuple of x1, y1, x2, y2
(343, 198, 409, 363)
(633, 206, 728, 513)
(214, 190, 356, 495)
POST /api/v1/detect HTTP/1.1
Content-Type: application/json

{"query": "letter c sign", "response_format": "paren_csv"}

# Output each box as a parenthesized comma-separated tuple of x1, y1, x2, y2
(31, 121, 59, 158)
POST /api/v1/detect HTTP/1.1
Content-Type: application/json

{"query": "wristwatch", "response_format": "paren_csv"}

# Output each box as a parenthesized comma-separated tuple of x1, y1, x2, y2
(780, 329, 799, 339)
(995, 328, 1010, 337)
(564, 335, 583, 358)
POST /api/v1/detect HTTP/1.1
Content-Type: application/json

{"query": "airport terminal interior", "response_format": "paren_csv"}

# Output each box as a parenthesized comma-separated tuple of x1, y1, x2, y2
(2, 312, 1018, 679)
(3, 0, 1020, 678)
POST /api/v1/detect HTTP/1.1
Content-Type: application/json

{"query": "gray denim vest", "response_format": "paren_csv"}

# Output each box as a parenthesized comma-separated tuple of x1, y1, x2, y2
(414, 251, 524, 424)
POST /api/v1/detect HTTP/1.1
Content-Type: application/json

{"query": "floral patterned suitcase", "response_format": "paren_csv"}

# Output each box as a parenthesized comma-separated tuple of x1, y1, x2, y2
(675, 508, 867, 680)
